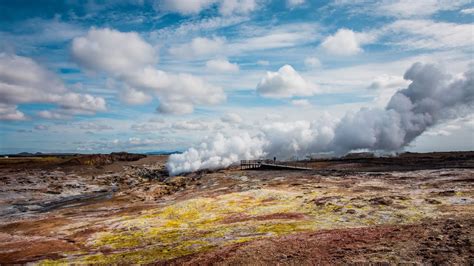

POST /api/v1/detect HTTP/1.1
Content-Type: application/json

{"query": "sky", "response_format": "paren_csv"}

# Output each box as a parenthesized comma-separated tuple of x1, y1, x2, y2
(0, 0, 473, 155)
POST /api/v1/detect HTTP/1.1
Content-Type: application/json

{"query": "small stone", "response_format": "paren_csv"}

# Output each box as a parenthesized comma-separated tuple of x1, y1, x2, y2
(425, 198, 442, 204)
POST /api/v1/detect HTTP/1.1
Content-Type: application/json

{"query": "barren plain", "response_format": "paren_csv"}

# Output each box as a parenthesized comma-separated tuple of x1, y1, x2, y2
(0, 152, 473, 264)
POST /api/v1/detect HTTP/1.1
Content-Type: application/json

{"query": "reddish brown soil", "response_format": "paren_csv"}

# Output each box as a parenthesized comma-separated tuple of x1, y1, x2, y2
(164, 218, 474, 265)
(222, 212, 308, 224)
(0, 237, 79, 263)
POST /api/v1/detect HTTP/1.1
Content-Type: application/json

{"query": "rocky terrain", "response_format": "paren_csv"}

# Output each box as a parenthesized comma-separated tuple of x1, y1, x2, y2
(0, 152, 473, 264)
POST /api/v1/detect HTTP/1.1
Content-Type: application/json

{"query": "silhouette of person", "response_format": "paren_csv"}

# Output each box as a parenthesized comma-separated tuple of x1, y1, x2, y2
(273, 157, 276, 164)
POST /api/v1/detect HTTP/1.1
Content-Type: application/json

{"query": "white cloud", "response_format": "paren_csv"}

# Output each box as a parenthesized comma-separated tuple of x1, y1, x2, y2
(206, 58, 239, 73)
(172, 120, 210, 130)
(385, 19, 473, 50)
(72, 28, 225, 115)
(169, 36, 225, 59)
(257, 60, 270, 66)
(375, 0, 469, 18)
(153, 16, 248, 39)
(335, 0, 469, 18)
(219, 0, 258, 15)
(37, 110, 71, 120)
(287, 0, 305, 8)
(367, 75, 411, 107)
(256, 65, 317, 98)
(34, 124, 49, 130)
(58, 93, 107, 114)
(131, 122, 166, 132)
(72, 28, 156, 74)
(304, 57, 321, 68)
(120, 87, 152, 105)
(221, 113, 243, 123)
(0, 17, 85, 53)
(461, 7, 474, 14)
(158, 0, 215, 15)
(163, 23, 319, 61)
(320, 28, 376, 56)
(78, 122, 113, 131)
(367, 75, 409, 90)
(157, 0, 257, 16)
(126, 69, 225, 114)
(291, 99, 311, 107)
(0, 104, 26, 121)
(230, 24, 318, 53)
(77, 137, 170, 151)
(156, 101, 194, 115)
(0, 53, 106, 121)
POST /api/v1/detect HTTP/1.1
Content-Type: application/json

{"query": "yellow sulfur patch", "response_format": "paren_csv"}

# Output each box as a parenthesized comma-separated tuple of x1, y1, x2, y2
(40, 188, 438, 264)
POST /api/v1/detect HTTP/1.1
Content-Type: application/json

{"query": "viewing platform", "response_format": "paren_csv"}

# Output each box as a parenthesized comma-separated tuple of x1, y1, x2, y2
(240, 160, 312, 171)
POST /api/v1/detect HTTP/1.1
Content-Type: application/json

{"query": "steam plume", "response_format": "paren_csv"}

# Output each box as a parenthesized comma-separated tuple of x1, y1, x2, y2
(167, 63, 474, 175)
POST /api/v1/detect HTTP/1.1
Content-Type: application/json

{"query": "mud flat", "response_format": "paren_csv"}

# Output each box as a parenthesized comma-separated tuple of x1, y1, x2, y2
(0, 152, 472, 264)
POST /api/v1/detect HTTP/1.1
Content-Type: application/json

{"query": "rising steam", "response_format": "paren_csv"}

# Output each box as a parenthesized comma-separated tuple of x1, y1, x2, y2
(167, 63, 474, 175)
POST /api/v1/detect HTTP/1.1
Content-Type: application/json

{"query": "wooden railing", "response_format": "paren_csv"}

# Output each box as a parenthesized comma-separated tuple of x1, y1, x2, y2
(240, 159, 312, 170)
(240, 160, 263, 170)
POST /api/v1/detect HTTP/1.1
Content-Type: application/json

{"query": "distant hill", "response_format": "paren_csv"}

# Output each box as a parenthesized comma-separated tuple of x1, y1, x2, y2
(145, 151, 182, 155)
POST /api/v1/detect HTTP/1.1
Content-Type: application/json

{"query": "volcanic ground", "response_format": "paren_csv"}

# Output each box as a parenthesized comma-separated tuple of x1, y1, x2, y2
(0, 152, 473, 264)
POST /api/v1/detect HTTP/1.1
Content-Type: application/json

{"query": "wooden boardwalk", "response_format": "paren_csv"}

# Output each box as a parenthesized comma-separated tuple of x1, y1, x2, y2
(240, 160, 312, 171)
(240, 160, 263, 170)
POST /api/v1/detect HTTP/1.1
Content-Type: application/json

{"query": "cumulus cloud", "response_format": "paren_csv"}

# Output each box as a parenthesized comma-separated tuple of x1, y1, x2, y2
(256, 65, 317, 98)
(76, 137, 170, 152)
(0, 104, 26, 121)
(0, 53, 106, 121)
(368, 75, 412, 107)
(257, 60, 270, 66)
(135, 70, 224, 114)
(287, 0, 305, 7)
(158, 0, 215, 15)
(78, 122, 113, 131)
(172, 120, 210, 131)
(218, 0, 258, 15)
(71, 28, 225, 115)
(72, 28, 157, 74)
(221, 113, 243, 123)
(291, 99, 311, 107)
(206, 58, 239, 73)
(158, 0, 258, 16)
(120, 87, 152, 105)
(131, 122, 166, 132)
(167, 63, 474, 174)
(461, 8, 474, 14)
(367, 75, 409, 90)
(320, 28, 375, 56)
(37, 110, 71, 120)
(169, 37, 225, 59)
(157, 101, 195, 115)
(304, 57, 321, 68)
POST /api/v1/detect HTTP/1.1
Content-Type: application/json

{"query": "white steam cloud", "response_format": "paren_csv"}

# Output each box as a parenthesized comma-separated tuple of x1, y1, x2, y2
(167, 63, 474, 175)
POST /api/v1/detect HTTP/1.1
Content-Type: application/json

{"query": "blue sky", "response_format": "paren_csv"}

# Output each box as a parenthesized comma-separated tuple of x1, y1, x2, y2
(0, 0, 473, 154)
